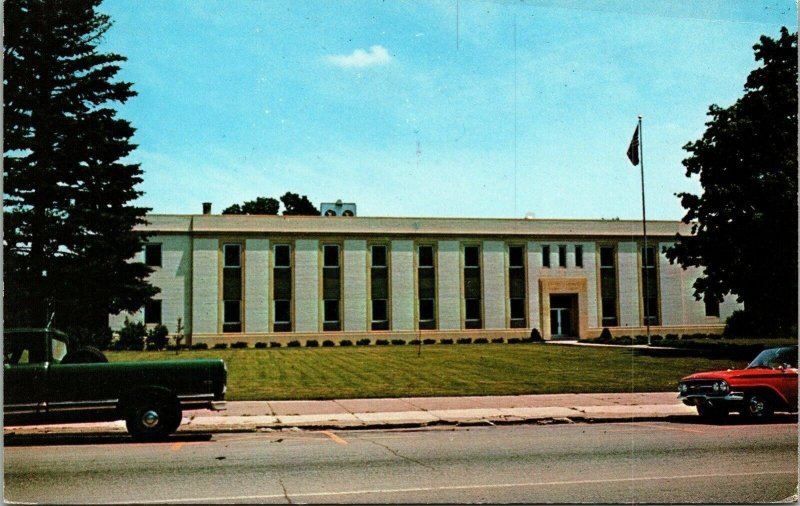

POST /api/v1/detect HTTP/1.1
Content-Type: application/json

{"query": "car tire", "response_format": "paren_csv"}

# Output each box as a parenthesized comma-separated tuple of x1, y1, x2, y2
(124, 395, 182, 441)
(60, 346, 108, 364)
(696, 403, 728, 422)
(742, 393, 774, 421)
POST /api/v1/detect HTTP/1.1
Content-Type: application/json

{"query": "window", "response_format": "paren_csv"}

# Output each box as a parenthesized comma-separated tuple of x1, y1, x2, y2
(463, 245, 482, 329)
(508, 245, 526, 328)
(222, 243, 242, 332)
(542, 245, 551, 268)
(705, 297, 720, 318)
(322, 244, 341, 331)
(273, 244, 292, 332)
(419, 298, 435, 322)
(417, 245, 436, 329)
(575, 245, 583, 268)
(371, 245, 390, 330)
(641, 246, 660, 325)
(144, 244, 162, 267)
(144, 299, 162, 325)
(599, 246, 618, 327)
(558, 245, 567, 268)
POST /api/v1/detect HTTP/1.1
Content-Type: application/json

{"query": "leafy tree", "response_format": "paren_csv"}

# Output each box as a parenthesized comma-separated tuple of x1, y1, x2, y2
(222, 196, 280, 215)
(280, 192, 320, 215)
(3, 0, 158, 330)
(665, 28, 797, 337)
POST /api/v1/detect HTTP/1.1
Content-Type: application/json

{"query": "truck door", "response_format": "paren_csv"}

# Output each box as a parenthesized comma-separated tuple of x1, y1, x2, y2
(3, 330, 49, 419)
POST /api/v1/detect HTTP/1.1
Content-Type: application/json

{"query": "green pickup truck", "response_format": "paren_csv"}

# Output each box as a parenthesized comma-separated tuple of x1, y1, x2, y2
(4, 328, 227, 440)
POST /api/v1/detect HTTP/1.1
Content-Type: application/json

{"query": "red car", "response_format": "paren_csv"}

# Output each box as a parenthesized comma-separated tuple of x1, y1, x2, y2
(678, 346, 798, 421)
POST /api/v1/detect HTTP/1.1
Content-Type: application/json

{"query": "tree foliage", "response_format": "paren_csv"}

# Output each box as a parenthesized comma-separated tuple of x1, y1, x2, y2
(3, 0, 158, 331)
(280, 192, 320, 215)
(223, 192, 319, 215)
(665, 28, 797, 336)
(222, 196, 280, 215)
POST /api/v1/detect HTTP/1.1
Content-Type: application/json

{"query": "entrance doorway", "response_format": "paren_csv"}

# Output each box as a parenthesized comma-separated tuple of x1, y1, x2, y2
(549, 294, 578, 338)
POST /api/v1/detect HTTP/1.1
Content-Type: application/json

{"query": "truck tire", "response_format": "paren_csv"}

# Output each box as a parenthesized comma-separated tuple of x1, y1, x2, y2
(124, 394, 182, 441)
(60, 346, 108, 364)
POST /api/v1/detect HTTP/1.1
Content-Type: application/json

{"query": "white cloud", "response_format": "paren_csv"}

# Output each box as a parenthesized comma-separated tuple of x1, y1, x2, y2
(326, 45, 392, 68)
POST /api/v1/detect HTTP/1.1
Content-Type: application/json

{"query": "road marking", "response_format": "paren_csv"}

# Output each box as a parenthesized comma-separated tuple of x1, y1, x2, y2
(108, 470, 795, 504)
(628, 422, 705, 434)
(170, 443, 183, 451)
(319, 430, 348, 445)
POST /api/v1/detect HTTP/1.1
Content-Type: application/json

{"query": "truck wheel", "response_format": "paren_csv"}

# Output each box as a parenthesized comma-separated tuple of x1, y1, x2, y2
(743, 393, 774, 421)
(60, 346, 108, 364)
(125, 396, 182, 441)
(696, 403, 728, 422)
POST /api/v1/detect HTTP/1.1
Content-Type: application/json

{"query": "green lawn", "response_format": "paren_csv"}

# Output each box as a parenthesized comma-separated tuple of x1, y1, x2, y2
(106, 344, 751, 401)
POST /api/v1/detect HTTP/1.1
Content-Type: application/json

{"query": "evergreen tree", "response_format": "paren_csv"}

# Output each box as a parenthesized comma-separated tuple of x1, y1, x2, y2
(3, 0, 158, 331)
(665, 28, 797, 336)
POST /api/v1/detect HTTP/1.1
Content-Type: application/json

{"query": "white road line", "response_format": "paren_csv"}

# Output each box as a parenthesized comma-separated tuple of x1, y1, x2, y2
(105, 469, 796, 504)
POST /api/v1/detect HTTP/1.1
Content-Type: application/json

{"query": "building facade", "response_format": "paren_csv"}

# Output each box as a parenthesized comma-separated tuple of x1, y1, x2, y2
(109, 214, 740, 345)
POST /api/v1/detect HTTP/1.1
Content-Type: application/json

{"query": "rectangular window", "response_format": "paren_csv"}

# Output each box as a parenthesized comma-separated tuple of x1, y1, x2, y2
(641, 246, 660, 326)
(144, 299, 162, 325)
(705, 297, 720, 318)
(222, 243, 242, 332)
(417, 245, 436, 329)
(575, 245, 583, 268)
(464, 245, 482, 329)
(322, 244, 341, 331)
(542, 245, 551, 268)
(144, 244, 162, 267)
(558, 245, 567, 268)
(508, 245, 527, 328)
(599, 246, 618, 327)
(273, 244, 292, 332)
(371, 245, 390, 330)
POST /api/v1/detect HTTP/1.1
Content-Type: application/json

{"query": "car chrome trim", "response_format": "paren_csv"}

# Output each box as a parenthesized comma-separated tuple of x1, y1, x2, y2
(47, 400, 119, 412)
(678, 392, 745, 402)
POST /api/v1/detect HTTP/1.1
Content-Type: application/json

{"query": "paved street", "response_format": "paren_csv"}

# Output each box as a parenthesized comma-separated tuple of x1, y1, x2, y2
(5, 420, 797, 504)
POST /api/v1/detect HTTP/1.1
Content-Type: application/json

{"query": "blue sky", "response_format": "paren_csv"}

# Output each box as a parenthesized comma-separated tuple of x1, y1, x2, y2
(100, 0, 796, 220)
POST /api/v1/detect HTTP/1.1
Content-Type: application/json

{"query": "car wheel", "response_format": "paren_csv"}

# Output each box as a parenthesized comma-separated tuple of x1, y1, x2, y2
(696, 403, 728, 421)
(60, 346, 108, 364)
(743, 393, 774, 421)
(125, 395, 182, 441)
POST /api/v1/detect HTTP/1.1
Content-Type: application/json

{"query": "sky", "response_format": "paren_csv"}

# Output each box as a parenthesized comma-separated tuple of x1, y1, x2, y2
(99, 0, 796, 220)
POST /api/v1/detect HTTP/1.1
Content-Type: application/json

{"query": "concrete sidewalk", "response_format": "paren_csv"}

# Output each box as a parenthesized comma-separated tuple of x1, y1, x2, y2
(4, 392, 697, 436)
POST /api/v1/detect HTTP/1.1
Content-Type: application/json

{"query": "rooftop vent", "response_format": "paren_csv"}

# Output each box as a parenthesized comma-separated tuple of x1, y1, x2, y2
(321, 201, 356, 217)
(202, 202, 212, 215)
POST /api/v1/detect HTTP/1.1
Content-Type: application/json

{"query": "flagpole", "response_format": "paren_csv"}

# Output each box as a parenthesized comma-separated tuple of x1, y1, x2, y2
(638, 115, 651, 346)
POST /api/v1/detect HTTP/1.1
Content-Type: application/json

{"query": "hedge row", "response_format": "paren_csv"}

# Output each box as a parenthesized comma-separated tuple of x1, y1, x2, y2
(181, 337, 542, 350)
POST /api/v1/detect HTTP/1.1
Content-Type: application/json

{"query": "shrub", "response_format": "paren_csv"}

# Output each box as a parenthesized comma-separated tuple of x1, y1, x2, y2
(71, 326, 114, 351)
(409, 339, 421, 345)
(270, 341, 282, 348)
(474, 338, 488, 344)
(530, 328, 543, 342)
(356, 338, 371, 346)
(521, 337, 535, 343)
(665, 334, 679, 341)
(191, 342, 208, 350)
(391, 339, 406, 345)
(634, 335, 648, 345)
(255, 342, 268, 349)
(116, 319, 146, 351)
(650, 335, 663, 344)
(287, 340, 301, 347)
(322, 340, 335, 347)
(439, 339, 453, 345)
(491, 337, 504, 344)
(457, 338, 472, 344)
(507, 338, 521, 344)
(213, 343, 228, 349)
(616, 336, 633, 345)
(231, 341, 248, 349)
(339, 340, 353, 346)
(423, 338, 436, 345)
(375, 339, 390, 346)
(145, 324, 170, 351)
(306, 340, 319, 347)
(598, 327, 613, 342)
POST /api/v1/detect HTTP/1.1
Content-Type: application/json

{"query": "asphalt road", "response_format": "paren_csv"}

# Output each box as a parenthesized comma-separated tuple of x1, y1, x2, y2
(4, 419, 798, 504)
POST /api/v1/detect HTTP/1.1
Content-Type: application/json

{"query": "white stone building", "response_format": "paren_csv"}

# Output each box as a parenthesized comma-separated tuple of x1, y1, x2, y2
(109, 212, 740, 345)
